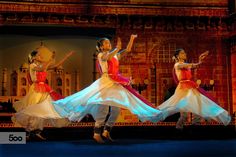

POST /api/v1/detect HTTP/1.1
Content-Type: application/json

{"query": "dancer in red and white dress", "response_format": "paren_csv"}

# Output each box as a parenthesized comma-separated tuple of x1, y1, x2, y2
(157, 49, 231, 129)
(53, 35, 163, 143)
(12, 47, 73, 140)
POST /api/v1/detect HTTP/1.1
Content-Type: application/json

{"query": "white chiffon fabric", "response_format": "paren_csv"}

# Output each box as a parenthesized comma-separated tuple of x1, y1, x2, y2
(53, 54, 163, 123)
(158, 86, 231, 125)
(158, 63, 231, 125)
(53, 73, 163, 123)
(12, 97, 70, 131)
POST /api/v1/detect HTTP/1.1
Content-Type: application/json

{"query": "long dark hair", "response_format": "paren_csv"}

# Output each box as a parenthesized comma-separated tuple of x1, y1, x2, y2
(28, 50, 38, 64)
(96, 38, 109, 53)
(172, 48, 184, 62)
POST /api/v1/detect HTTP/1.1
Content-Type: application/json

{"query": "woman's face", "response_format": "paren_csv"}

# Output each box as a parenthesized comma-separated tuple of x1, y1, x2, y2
(178, 50, 187, 61)
(101, 39, 111, 52)
(34, 53, 43, 62)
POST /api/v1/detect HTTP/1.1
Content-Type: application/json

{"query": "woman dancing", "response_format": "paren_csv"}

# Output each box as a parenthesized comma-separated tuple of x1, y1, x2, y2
(53, 34, 163, 143)
(157, 48, 231, 129)
(12, 46, 73, 140)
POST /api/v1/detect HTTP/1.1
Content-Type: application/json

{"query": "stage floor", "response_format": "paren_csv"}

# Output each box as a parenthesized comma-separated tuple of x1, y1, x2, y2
(1, 122, 236, 157)
(1, 139, 236, 157)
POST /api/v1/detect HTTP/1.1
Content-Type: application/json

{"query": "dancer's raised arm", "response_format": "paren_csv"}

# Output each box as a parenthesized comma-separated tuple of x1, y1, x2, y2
(118, 34, 137, 55)
(48, 51, 74, 69)
(176, 50, 209, 69)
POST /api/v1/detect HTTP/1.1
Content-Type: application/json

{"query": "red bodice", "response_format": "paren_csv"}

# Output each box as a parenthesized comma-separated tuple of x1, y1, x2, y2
(179, 68, 192, 81)
(36, 71, 47, 83)
(34, 71, 51, 93)
(34, 71, 64, 100)
(107, 57, 130, 85)
(177, 68, 198, 89)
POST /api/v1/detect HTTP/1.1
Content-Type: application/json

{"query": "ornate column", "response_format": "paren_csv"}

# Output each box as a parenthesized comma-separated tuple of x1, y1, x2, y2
(230, 39, 236, 119)
(1, 68, 7, 96)
(229, 13, 236, 124)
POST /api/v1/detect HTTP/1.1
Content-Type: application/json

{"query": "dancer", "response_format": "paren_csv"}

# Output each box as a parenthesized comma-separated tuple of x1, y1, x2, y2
(53, 34, 163, 143)
(12, 46, 73, 140)
(93, 35, 133, 143)
(13, 46, 72, 111)
(157, 48, 231, 129)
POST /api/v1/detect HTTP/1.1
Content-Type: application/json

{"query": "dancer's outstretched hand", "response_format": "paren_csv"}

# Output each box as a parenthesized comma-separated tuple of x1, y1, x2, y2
(199, 50, 209, 63)
(67, 51, 75, 57)
(116, 37, 122, 50)
(131, 34, 138, 39)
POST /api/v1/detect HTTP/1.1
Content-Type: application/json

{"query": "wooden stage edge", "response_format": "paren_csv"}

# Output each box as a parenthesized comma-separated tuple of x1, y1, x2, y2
(0, 121, 235, 128)
(1, 122, 235, 140)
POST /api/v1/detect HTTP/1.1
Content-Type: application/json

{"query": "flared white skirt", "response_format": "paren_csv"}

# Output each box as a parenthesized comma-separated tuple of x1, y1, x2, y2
(158, 85, 231, 125)
(12, 96, 70, 131)
(53, 75, 163, 123)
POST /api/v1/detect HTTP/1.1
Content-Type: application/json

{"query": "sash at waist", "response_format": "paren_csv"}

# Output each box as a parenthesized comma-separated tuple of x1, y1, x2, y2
(178, 80, 198, 89)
